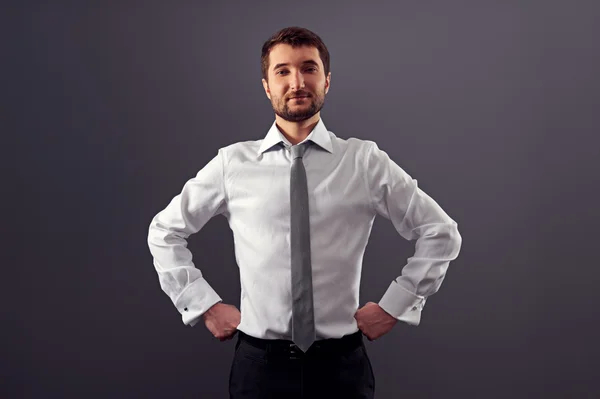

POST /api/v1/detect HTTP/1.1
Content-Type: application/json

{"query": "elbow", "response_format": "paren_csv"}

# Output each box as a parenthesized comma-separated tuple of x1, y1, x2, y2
(449, 223, 462, 259)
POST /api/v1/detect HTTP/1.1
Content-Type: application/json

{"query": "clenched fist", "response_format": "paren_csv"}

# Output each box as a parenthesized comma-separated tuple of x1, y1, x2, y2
(354, 301, 398, 341)
(202, 302, 241, 341)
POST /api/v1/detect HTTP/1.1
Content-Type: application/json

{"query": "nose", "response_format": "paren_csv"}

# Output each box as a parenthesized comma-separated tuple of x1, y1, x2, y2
(290, 70, 305, 90)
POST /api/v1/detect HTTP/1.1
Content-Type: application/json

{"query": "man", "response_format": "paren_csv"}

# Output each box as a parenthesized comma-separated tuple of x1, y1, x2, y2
(147, 26, 462, 399)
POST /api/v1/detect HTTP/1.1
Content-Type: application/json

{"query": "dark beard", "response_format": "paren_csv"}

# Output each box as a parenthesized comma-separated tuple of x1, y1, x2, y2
(274, 96, 325, 122)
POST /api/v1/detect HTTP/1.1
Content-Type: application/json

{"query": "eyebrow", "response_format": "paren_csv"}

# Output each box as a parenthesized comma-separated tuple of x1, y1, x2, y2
(272, 60, 319, 71)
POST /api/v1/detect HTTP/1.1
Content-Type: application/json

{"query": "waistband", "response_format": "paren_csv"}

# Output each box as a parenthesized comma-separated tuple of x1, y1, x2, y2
(238, 330, 363, 355)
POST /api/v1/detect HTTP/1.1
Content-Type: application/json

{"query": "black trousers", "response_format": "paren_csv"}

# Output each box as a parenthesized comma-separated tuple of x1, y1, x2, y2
(229, 330, 375, 399)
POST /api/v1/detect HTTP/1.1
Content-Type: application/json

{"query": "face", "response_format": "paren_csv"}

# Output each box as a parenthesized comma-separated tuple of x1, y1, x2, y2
(262, 43, 330, 122)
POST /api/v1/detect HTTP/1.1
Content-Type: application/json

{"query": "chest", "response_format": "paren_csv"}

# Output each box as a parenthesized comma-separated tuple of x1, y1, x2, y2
(225, 156, 369, 225)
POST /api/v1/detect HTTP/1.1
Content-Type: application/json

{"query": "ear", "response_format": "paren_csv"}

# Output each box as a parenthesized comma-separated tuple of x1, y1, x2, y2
(325, 72, 331, 94)
(262, 78, 271, 100)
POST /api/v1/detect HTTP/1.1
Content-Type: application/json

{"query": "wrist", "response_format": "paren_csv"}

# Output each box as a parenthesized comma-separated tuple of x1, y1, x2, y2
(202, 302, 221, 320)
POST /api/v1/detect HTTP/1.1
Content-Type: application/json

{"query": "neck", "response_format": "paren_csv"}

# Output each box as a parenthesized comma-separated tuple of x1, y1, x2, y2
(275, 113, 320, 145)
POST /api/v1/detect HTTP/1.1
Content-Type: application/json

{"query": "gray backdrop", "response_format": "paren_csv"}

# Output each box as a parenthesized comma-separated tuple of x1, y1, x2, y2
(4, 1, 599, 398)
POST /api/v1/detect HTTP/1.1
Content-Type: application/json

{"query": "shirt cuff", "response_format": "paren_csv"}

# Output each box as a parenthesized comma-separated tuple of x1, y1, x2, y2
(378, 281, 426, 326)
(174, 277, 222, 327)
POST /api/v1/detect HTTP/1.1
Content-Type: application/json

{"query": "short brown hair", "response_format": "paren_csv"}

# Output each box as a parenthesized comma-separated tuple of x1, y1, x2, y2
(261, 26, 330, 83)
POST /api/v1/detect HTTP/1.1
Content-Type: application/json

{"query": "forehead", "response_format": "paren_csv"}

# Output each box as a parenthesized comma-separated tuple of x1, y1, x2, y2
(268, 43, 322, 68)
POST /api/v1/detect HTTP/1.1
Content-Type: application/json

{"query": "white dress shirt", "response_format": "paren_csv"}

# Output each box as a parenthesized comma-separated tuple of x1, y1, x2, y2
(147, 117, 462, 340)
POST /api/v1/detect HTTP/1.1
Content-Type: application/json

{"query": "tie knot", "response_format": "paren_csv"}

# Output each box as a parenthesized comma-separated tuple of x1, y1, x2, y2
(291, 143, 308, 159)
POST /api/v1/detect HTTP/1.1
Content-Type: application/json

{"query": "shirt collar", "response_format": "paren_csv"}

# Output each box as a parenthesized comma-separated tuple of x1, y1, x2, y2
(257, 117, 333, 156)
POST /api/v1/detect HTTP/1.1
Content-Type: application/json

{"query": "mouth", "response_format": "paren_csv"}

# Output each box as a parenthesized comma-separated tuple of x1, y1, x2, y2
(290, 96, 309, 100)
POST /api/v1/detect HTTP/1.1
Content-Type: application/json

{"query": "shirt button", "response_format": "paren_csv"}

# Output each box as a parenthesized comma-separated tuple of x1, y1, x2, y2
(184, 307, 188, 311)
(412, 306, 417, 311)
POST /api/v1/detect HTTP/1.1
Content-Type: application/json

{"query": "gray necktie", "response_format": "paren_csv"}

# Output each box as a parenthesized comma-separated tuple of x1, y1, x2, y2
(290, 142, 316, 353)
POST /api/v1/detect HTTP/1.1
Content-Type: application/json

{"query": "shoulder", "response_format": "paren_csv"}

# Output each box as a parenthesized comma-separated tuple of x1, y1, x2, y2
(218, 139, 260, 153)
(216, 139, 262, 164)
(329, 132, 379, 159)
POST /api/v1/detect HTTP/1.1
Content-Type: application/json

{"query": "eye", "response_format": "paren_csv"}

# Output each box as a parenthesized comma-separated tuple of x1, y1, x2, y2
(276, 67, 317, 76)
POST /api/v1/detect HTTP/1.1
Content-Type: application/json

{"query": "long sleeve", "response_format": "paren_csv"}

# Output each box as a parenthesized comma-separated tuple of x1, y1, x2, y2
(364, 141, 462, 326)
(147, 149, 228, 327)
